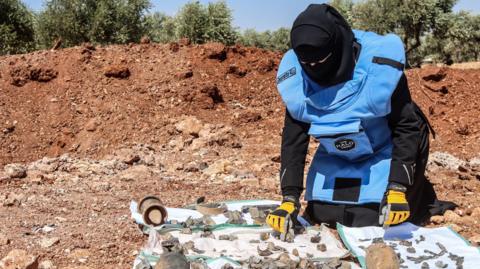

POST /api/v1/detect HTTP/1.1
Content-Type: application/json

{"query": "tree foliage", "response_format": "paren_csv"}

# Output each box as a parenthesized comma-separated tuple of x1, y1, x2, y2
(36, 0, 151, 48)
(0, 0, 36, 55)
(175, 1, 237, 45)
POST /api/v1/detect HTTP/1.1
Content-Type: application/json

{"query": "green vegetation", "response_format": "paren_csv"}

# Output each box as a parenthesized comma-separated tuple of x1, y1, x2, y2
(1, 0, 479, 65)
(0, 0, 36, 55)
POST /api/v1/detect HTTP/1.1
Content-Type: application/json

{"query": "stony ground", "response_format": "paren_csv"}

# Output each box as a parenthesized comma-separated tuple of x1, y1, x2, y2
(0, 42, 479, 268)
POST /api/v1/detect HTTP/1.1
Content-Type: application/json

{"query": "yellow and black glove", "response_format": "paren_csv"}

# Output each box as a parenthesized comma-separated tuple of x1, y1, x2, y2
(379, 182, 410, 226)
(266, 196, 300, 235)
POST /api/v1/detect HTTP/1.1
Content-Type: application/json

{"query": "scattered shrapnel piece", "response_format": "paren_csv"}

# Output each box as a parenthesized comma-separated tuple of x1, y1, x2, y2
(138, 196, 168, 226)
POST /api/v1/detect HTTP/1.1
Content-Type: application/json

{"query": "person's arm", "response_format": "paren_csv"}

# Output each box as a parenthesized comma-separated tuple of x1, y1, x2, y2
(280, 110, 311, 199)
(387, 74, 421, 187)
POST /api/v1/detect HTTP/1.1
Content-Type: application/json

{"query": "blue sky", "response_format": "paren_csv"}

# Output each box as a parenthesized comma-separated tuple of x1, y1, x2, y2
(24, 0, 480, 32)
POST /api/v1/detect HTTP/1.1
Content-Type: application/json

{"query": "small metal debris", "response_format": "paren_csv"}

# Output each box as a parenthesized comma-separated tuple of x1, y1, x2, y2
(180, 228, 192, 234)
(407, 247, 416, 253)
(182, 241, 194, 251)
(292, 248, 299, 256)
(317, 243, 327, 252)
(434, 260, 448, 268)
(421, 262, 430, 269)
(310, 234, 321, 243)
(218, 234, 238, 241)
(161, 237, 182, 253)
(221, 264, 234, 269)
(407, 242, 447, 264)
(202, 215, 216, 226)
(359, 238, 371, 242)
(260, 232, 269, 241)
(267, 242, 285, 252)
(200, 230, 215, 239)
(224, 210, 246, 224)
(399, 240, 413, 247)
(448, 252, 464, 268)
(257, 246, 273, 256)
(192, 247, 205, 254)
(415, 235, 426, 244)
(372, 237, 384, 244)
(249, 239, 260, 244)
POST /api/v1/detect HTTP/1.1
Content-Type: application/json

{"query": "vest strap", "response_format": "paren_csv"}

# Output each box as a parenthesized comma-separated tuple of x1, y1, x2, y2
(372, 56, 404, 70)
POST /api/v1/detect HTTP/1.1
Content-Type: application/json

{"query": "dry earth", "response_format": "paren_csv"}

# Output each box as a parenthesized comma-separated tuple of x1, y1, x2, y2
(0, 42, 479, 268)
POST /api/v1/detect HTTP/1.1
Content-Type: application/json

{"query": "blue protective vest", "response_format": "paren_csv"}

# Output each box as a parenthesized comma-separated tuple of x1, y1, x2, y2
(277, 30, 405, 204)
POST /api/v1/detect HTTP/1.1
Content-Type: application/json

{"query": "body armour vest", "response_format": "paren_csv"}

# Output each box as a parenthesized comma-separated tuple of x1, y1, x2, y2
(277, 30, 405, 204)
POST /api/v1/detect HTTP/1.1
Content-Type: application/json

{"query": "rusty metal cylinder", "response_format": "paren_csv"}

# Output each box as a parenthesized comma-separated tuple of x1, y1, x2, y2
(138, 196, 168, 226)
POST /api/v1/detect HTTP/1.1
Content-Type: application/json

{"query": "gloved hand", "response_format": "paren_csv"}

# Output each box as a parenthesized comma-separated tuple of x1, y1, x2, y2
(266, 196, 300, 235)
(379, 182, 410, 226)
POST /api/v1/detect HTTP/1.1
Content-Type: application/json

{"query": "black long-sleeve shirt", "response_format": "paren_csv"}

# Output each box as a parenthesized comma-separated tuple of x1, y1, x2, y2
(280, 74, 421, 199)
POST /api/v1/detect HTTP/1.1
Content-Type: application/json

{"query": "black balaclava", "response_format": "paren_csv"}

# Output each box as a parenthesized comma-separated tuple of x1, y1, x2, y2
(291, 4, 355, 86)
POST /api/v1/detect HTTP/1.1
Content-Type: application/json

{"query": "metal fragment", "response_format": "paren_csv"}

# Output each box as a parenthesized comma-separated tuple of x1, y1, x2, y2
(311, 234, 321, 243)
(434, 260, 448, 268)
(407, 247, 416, 253)
(317, 243, 327, 252)
(224, 210, 246, 224)
(448, 252, 464, 268)
(180, 228, 192, 234)
(372, 237, 384, 244)
(399, 240, 413, 247)
(260, 232, 269, 241)
(257, 245, 273, 256)
(421, 262, 430, 269)
(415, 235, 426, 244)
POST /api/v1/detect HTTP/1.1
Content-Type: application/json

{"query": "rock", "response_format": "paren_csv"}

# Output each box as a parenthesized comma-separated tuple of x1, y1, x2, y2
(444, 210, 461, 223)
(365, 243, 400, 269)
(3, 192, 25, 206)
(4, 163, 27, 178)
(154, 252, 189, 269)
(471, 207, 480, 218)
(203, 43, 227, 61)
(104, 65, 130, 79)
(114, 148, 140, 165)
(175, 117, 203, 137)
(0, 233, 10, 246)
(469, 234, 480, 246)
(38, 237, 59, 248)
(0, 249, 39, 269)
(38, 260, 56, 269)
(430, 215, 445, 224)
(428, 152, 466, 171)
(118, 165, 152, 182)
(84, 119, 97, 132)
(203, 160, 232, 177)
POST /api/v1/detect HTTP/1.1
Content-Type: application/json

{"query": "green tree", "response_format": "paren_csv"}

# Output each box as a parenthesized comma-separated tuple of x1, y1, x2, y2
(144, 12, 178, 43)
(331, 0, 458, 65)
(205, 1, 237, 45)
(175, 1, 237, 44)
(36, 0, 151, 48)
(237, 28, 290, 52)
(175, 1, 208, 43)
(0, 0, 36, 55)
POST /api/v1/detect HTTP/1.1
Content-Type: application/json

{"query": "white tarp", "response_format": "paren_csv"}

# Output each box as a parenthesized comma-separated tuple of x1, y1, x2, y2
(131, 200, 357, 269)
(338, 222, 480, 269)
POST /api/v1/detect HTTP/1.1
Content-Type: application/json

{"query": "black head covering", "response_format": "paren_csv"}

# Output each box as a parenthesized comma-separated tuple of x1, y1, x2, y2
(291, 4, 355, 86)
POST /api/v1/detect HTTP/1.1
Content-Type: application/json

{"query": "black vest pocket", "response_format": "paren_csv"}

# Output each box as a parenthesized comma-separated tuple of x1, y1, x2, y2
(333, 177, 362, 202)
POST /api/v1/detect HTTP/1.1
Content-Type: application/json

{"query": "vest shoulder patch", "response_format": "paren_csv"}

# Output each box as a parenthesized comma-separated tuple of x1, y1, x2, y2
(277, 67, 296, 84)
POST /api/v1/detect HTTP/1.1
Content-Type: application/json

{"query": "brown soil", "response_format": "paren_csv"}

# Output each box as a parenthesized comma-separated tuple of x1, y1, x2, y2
(0, 42, 479, 268)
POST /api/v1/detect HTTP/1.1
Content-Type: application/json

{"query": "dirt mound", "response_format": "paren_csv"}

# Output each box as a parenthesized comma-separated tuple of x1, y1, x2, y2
(0, 42, 282, 166)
